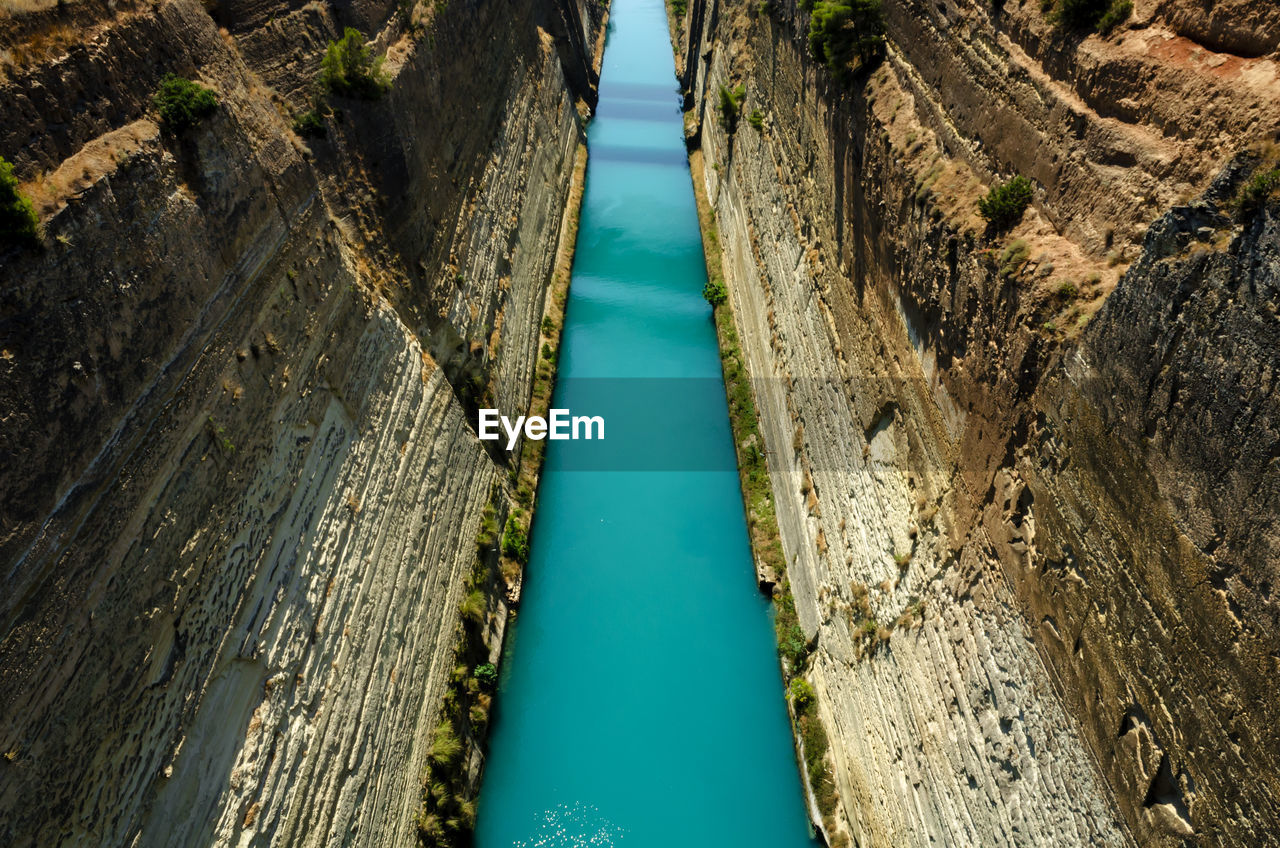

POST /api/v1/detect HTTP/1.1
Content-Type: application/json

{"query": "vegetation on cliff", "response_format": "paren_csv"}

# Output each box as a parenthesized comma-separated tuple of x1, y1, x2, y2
(686, 151, 844, 836)
(716, 83, 746, 132)
(292, 107, 327, 139)
(1237, 167, 1280, 219)
(1045, 0, 1132, 33)
(413, 143, 587, 845)
(1093, 0, 1132, 33)
(977, 174, 1033, 231)
(804, 0, 885, 83)
(501, 511, 529, 562)
(703, 276, 728, 306)
(0, 156, 40, 247)
(789, 675, 839, 834)
(690, 179, 784, 581)
(503, 143, 588, 582)
(321, 28, 391, 99)
(153, 74, 218, 132)
(416, 496, 498, 846)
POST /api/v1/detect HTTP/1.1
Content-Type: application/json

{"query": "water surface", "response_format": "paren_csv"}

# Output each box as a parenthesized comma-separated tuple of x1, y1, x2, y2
(475, 2, 817, 844)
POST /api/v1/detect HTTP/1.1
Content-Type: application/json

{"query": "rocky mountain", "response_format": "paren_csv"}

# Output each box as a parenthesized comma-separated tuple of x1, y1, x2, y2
(675, 0, 1279, 845)
(0, 0, 602, 844)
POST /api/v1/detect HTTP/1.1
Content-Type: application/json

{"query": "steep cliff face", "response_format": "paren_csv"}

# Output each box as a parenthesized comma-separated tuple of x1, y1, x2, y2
(679, 1, 1279, 846)
(0, 0, 602, 844)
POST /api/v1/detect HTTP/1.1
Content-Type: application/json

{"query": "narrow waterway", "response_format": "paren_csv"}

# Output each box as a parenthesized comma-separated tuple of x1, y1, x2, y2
(474, 1, 818, 844)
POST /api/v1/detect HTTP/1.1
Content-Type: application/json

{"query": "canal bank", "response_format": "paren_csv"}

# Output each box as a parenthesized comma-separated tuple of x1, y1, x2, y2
(413, 139, 591, 845)
(474, 0, 820, 845)
(686, 147, 840, 845)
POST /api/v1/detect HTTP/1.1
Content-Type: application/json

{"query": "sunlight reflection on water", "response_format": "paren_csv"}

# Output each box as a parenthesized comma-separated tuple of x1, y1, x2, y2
(514, 802, 628, 847)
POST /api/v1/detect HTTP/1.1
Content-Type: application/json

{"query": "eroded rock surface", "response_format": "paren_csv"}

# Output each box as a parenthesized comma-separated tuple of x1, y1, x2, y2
(677, 0, 1279, 845)
(0, 0, 603, 844)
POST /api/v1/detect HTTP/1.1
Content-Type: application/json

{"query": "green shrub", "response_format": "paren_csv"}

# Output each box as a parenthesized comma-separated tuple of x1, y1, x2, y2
(1237, 167, 1280, 219)
(716, 83, 746, 132)
(474, 663, 498, 690)
(153, 74, 218, 132)
(292, 109, 326, 138)
(1096, 0, 1131, 33)
(1050, 0, 1129, 31)
(670, 0, 687, 16)
(789, 677, 815, 711)
(321, 28, 391, 99)
(978, 175, 1034, 231)
(808, 0, 885, 84)
(775, 588, 809, 670)
(502, 512, 529, 562)
(778, 620, 806, 664)
(703, 277, 728, 307)
(0, 157, 40, 248)
(748, 109, 764, 130)
(1052, 0, 1103, 26)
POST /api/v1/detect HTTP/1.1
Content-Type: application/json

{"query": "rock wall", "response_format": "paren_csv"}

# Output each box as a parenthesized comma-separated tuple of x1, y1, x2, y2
(680, 0, 1279, 846)
(0, 0, 602, 844)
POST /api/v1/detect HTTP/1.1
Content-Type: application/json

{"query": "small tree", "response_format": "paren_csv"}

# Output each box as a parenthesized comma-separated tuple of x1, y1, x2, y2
(1050, 0, 1130, 32)
(1095, 0, 1132, 33)
(703, 277, 728, 306)
(1054, 0, 1104, 26)
(0, 156, 40, 248)
(153, 74, 218, 132)
(808, 0, 885, 84)
(321, 28, 391, 99)
(978, 175, 1034, 231)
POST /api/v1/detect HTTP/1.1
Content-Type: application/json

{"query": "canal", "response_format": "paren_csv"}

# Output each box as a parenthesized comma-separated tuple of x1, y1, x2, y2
(474, 0, 819, 844)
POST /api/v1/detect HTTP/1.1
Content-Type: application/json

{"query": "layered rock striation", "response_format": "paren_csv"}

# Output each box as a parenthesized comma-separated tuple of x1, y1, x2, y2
(677, 0, 1279, 846)
(0, 0, 602, 844)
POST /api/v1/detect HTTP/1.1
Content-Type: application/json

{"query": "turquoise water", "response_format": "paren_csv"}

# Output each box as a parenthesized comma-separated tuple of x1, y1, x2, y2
(473, 1, 818, 845)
